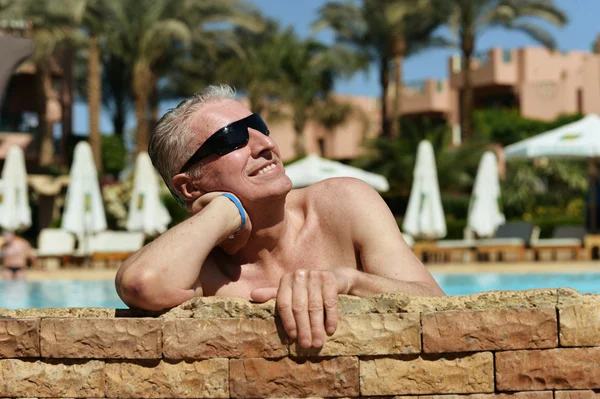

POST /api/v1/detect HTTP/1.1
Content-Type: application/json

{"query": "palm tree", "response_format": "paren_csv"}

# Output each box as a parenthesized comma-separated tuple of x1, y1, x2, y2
(72, 0, 117, 173)
(273, 34, 345, 156)
(446, 0, 568, 141)
(217, 16, 287, 115)
(107, 0, 261, 154)
(314, 0, 447, 138)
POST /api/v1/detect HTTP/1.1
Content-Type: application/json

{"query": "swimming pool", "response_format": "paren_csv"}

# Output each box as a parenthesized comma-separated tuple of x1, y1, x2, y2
(1, 272, 599, 309)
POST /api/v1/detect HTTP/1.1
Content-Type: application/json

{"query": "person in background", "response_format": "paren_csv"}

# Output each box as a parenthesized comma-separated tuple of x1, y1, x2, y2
(116, 84, 445, 350)
(1, 231, 37, 280)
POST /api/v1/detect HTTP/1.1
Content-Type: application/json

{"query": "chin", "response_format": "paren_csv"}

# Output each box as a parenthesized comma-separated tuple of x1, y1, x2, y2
(248, 174, 293, 202)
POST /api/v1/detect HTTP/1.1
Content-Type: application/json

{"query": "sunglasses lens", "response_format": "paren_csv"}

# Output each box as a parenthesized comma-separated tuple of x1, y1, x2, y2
(214, 126, 249, 155)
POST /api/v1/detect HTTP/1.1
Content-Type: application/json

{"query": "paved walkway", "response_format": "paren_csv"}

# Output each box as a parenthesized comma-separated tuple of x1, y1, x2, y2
(14, 261, 600, 281)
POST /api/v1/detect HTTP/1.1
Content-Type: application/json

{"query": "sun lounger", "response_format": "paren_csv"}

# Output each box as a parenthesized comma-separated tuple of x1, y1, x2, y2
(35, 229, 76, 269)
(89, 231, 145, 267)
(531, 226, 586, 261)
(476, 221, 537, 262)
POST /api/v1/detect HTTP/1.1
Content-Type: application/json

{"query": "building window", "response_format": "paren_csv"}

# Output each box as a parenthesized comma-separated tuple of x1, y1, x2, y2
(503, 49, 512, 63)
(577, 89, 584, 114)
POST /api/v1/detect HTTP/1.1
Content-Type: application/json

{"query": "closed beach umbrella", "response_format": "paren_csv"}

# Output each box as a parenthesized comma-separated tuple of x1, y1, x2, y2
(61, 141, 106, 251)
(402, 140, 446, 239)
(467, 151, 505, 237)
(285, 153, 389, 192)
(0, 145, 31, 232)
(504, 114, 600, 232)
(126, 152, 171, 235)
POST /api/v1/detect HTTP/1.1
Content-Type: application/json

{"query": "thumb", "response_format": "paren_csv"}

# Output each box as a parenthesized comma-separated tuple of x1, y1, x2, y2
(251, 287, 278, 303)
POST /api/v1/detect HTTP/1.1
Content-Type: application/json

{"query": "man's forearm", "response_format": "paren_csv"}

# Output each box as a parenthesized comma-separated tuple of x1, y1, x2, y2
(346, 268, 445, 297)
(116, 198, 238, 309)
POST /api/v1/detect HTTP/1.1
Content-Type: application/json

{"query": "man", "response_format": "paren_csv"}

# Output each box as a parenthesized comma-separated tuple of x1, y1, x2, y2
(116, 84, 444, 349)
(1, 231, 36, 280)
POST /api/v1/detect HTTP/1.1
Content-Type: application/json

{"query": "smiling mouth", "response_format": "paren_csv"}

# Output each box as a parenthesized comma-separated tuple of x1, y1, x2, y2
(251, 163, 277, 176)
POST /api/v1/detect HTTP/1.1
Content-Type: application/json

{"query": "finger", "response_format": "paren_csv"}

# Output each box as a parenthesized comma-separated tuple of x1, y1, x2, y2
(250, 287, 278, 303)
(307, 272, 325, 348)
(276, 273, 297, 340)
(322, 273, 340, 336)
(292, 269, 311, 348)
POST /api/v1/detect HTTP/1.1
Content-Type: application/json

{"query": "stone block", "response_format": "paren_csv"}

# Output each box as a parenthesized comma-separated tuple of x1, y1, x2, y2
(360, 352, 494, 395)
(422, 308, 557, 352)
(496, 348, 600, 390)
(105, 359, 229, 398)
(40, 318, 162, 358)
(292, 313, 420, 356)
(0, 318, 39, 358)
(163, 318, 287, 359)
(230, 356, 359, 398)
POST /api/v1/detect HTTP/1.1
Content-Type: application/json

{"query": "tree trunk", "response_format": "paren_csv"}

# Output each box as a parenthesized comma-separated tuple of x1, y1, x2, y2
(460, 30, 475, 142)
(59, 47, 74, 167)
(36, 62, 54, 167)
(293, 107, 307, 157)
(379, 57, 392, 138)
(88, 34, 103, 173)
(133, 63, 152, 154)
(392, 36, 406, 139)
(149, 79, 159, 129)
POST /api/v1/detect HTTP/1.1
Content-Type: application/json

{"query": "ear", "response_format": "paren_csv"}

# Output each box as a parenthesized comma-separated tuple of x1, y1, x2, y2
(172, 173, 204, 203)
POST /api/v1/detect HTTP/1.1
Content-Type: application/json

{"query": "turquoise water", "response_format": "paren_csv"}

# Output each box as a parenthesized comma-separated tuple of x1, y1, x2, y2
(1, 273, 599, 309)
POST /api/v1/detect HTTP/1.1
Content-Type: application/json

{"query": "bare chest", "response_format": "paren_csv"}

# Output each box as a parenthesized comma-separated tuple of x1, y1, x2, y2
(202, 230, 357, 298)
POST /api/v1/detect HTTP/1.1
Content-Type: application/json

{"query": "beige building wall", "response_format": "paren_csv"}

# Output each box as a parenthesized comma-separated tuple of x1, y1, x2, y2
(246, 39, 600, 161)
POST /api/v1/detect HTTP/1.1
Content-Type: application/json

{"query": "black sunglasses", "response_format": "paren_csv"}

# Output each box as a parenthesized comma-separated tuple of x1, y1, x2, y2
(178, 113, 270, 174)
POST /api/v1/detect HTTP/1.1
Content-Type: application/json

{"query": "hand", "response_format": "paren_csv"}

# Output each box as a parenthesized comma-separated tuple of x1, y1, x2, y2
(190, 192, 252, 254)
(251, 268, 352, 349)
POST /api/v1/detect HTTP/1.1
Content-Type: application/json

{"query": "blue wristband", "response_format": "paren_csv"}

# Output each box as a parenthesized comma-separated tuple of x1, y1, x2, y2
(220, 193, 246, 234)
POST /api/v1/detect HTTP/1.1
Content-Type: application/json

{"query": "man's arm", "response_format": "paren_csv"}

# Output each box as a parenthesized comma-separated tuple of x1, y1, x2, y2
(344, 178, 445, 297)
(252, 178, 444, 349)
(115, 195, 242, 310)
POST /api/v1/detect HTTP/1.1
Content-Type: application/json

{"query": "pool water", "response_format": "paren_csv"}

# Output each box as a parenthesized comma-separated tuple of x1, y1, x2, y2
(1, 272, 599, 309)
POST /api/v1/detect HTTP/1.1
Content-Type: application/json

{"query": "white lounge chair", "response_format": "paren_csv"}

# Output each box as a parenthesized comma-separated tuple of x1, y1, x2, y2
(35, 228, 76, 269)
(89, 231, 145, 267)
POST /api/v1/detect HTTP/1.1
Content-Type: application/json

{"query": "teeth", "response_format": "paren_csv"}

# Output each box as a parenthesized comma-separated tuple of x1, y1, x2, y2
(257, 164, 275, 175)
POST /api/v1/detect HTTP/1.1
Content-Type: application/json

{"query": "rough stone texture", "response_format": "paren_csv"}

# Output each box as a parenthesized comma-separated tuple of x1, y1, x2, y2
(558, 288, 600, 306)
(496, 348, 600, 390)
(105, 359, 229, 398)
(360, 352, 494, 396)
(398, 393, 554, 399)
(555, 391, 600, 399)
(559, 305, 600, 347)
(0, 307, 118, 318)
(40, 318, 162, 359)
(401, 289, 559, 313)
(229, 357, 359, 398)
(161, 296, 276, 319)
(163, 318, 288, 359)
(291, 313, 420, 356)
(0, 319, 40, 358)
(0, 359, 105, 398)
(422, 308, 557, 352)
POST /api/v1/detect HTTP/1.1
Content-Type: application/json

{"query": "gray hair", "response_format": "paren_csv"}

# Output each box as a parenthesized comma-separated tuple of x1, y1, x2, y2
(149, 84, 237, 206)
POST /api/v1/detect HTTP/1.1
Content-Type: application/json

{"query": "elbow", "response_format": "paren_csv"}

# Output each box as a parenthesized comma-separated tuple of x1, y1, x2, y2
(116, 268, 176, 311)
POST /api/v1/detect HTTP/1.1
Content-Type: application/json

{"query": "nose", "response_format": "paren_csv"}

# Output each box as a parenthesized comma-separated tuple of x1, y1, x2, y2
(248, 128, 275, 157)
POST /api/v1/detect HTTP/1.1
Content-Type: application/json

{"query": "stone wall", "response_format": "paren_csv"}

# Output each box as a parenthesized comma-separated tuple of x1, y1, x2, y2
(0, 288, 599, 398)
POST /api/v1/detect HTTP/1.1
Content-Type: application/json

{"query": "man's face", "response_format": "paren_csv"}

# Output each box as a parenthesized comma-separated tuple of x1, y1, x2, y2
(181, 99, 292, 202)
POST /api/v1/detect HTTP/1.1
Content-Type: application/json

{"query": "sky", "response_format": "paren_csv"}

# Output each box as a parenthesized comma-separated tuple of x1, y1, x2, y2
(72, 0, 600, 134)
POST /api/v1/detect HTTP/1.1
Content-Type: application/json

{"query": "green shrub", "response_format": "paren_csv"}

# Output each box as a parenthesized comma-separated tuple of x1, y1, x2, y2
(102, 135, 126, 177)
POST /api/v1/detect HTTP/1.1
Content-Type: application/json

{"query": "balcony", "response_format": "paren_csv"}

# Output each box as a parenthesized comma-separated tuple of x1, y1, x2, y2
(449, 48, 518, 89)
(400, 79, 452, 115)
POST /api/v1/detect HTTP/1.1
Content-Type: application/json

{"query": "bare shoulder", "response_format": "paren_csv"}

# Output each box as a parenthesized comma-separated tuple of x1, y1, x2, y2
(289, 178, 384, 232)
(299, 177, 381, 210)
